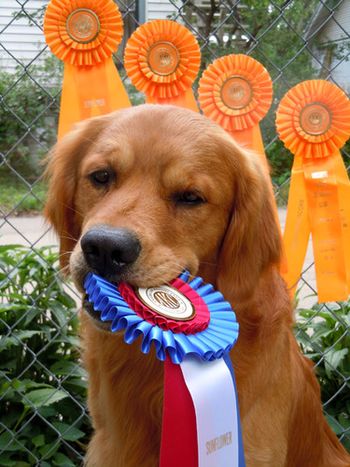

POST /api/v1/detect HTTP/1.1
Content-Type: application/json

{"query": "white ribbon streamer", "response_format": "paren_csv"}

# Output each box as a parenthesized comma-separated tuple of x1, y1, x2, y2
(180, 357, 239, 467)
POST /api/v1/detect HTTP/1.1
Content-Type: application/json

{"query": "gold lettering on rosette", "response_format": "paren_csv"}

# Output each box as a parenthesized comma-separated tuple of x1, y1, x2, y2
(153, 291, 180, 309)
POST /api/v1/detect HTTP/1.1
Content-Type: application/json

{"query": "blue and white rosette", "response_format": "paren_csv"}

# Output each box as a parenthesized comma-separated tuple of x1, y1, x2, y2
(84, 270, 245, 467)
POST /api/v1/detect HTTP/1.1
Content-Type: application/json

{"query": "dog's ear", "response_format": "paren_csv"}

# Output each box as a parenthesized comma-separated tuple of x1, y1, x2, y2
(217, 138, 281, 301)
(45, 116, 107, 271)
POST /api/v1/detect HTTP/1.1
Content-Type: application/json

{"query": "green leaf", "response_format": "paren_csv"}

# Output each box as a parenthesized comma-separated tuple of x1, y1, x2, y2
(0, 245, 23, 253)
(0, 303, 27, 313)
(50, 361, 87, 378)
(0, 330, 42, 351)
(52, 422, 85, 442)
(325, 414, 343, 435)
(23, 307, 43, 327)
(0, 432, 25, 452)
(7, 379, 51, 394)
(64, 377, 88, 392)
(311, 325, 334, 343)
(39, 440, 60, 459)
(51, 305, 69, 330)
(53, 452, 76, 467)
(338, 413, 350, 430)
(0, 454, 16, 466)
(54, 335, 80, 347)
(325, 349, 348, 378)
(58, 293, 77, 309)
(24, 388, 68, 408)
(37, 406, 56, 418)
(32, 434, 45, 447)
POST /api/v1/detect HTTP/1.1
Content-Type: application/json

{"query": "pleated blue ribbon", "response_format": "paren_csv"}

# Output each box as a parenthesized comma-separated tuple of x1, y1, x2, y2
(84, 271, 239, 364)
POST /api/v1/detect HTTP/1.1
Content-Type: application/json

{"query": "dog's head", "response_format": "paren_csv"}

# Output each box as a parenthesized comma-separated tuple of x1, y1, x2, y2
(45, 104, 281, 311)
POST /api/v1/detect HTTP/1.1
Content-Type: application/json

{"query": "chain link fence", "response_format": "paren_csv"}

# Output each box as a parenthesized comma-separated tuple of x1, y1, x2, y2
(0, 0, 349, 464)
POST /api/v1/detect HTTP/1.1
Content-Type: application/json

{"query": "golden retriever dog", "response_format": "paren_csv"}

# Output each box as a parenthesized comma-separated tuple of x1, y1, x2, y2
(45, 104, 350, 467)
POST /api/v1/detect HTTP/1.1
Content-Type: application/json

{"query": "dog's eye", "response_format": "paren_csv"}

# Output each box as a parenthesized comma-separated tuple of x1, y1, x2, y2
(89, 170, 114, 187)
(173, 191, 206, 206)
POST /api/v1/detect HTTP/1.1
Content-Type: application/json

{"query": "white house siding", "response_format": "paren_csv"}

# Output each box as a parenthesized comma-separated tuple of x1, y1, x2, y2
(0, 0, 48, 73)
(145, 0, 180, 22)
(310, 2, 350, 93)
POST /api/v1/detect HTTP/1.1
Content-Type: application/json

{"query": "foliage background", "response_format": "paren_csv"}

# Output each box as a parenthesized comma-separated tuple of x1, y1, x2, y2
(0, 246, 90, 466)
(0, 0, 349, 464)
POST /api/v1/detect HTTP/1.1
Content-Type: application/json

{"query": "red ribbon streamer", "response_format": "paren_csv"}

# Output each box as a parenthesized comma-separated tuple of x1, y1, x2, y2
(160, 359, 198, 467)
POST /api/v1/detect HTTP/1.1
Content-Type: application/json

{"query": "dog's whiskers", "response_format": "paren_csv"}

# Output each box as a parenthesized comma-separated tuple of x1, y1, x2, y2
(59, 234, 79, 242)
(60, 202, 84, 218)
(59, 264, 71, 275)
(58, 250, 74, 259)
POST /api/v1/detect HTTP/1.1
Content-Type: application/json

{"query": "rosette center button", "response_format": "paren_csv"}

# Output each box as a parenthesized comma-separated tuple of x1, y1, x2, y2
(300, 103, 331, 136)
(137, 285, 195, 320)
(221, 76, 252, 110)
(66, 8, 100, 44)
(147, 42, 180, 76)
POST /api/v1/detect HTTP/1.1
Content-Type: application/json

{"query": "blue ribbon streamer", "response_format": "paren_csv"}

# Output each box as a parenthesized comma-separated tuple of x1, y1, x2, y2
(223, 353, 246, 466)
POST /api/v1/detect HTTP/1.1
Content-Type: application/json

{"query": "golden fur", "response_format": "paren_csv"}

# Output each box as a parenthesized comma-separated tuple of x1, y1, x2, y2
(45, 104, 350, 467)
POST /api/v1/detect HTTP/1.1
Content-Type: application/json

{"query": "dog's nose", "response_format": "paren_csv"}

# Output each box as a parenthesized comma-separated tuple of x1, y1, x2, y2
(80, 226, 141, 277)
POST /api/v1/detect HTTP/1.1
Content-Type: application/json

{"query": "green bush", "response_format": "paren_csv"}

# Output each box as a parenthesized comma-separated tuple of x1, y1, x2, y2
(295, 302, 350, 451)
(0, 57, 61, 182)
(0, 245, 91, 466)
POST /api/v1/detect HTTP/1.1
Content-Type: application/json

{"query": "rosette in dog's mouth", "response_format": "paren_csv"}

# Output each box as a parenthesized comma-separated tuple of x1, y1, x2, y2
(84, 270, 239, 364)
(276, 80, 350, 159)
(44, 0, 123, 66)
(124, 20, 200, 99)
(198, 54, 273, 131)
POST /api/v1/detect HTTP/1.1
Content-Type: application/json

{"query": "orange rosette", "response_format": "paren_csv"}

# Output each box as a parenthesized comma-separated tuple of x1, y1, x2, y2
(124, 20, 200, 111)
(44, 0, 123, 66)
(276, 80, 350, 302)
(276, 80, 350, 159)
(44, 0, 130, 138)
(198, 54, 272, 156)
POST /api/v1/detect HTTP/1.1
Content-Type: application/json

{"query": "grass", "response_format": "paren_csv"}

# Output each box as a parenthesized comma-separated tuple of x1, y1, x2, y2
(0, 174, 47, 216)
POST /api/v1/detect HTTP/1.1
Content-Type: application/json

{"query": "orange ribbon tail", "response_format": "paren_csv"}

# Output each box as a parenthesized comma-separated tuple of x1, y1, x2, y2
(335, 155, 350, 289)
(303, 156, 349, 302)
(58, 60, 130, 138)
(282, 155, 311, 294)
(277, 79, 350, 302)
(146, 89, 198, 112)
(231, 125, 266, 168)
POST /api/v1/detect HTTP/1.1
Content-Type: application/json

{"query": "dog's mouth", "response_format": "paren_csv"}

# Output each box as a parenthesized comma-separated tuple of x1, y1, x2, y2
(81, 266, 194, 332)
(83, 296, 112, 331)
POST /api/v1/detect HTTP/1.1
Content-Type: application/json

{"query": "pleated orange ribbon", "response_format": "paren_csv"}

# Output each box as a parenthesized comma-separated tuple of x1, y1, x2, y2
(198, 54, 273, 164)
(124, 20, 200, 112)
(44, 0, 130, 139)
(276, 80, 350, 302)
